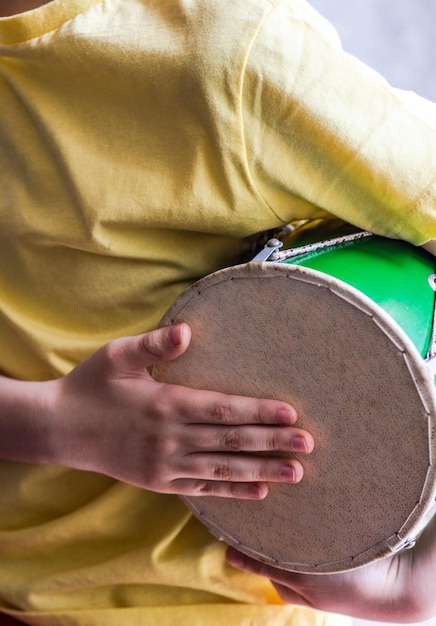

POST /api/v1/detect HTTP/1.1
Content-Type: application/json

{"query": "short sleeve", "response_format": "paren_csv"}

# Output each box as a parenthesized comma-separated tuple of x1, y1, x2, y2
(242, 0, 436, 244)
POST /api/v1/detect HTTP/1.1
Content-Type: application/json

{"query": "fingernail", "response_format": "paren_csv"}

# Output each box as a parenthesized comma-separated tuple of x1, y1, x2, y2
(168, 324, 183, 346)
(291, 436, 308, 452)
(276, 408, 296, 424)
(279, 465, 296, 482)
(247, 485, 262, 499)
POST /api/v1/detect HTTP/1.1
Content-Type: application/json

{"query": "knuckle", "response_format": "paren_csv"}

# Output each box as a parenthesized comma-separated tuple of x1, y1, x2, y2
(150, 384, 180, 420)
(210, 402, 235, 425)
(98, 340, 122, 370)
(140, 331, 164, 358)
(143, 395, 168, 423)
(148, 434, 178, 458)
(267, 431, 282, 451)
(223, 428, 243, 451)
(191, 480, 215, 496)
(212, 460, 232, 481)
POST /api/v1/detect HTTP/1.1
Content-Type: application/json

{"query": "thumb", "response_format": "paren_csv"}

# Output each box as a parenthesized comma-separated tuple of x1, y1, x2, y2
(111, 323, 192, 372)
(144, 323, 192, 366)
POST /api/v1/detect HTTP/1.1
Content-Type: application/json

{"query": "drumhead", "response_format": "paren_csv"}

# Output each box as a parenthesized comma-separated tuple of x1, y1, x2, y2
(153, 261, 436, 573)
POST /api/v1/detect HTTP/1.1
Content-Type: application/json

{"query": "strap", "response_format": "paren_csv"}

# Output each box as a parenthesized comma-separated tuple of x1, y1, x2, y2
(270, 230, 373, 262)
(251, 230, 373, 263)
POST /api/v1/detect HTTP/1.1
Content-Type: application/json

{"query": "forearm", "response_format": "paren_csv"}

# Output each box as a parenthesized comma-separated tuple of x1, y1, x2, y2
(0, 374, 58, 465)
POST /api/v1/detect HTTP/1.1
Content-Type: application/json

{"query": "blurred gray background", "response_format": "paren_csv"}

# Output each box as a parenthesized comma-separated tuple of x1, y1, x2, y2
(310, 0, 436, 101)
(306, 3, 435, 625)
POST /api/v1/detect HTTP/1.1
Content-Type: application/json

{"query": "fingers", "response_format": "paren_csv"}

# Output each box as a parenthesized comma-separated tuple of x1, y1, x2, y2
(146, 358, 312, 496)
(185, 424, 314, 454)
(226, 547, 272, 574)
(175, 479, 271, 500)
(107, 325, 301, 431)
(227, 547, 333, 613)
(173, 464, 302, 499)
(165, 384, 298, 427)
(148, 384, 312, 492)
(178, 453, 305, 485)
(153, 428, 310, 498)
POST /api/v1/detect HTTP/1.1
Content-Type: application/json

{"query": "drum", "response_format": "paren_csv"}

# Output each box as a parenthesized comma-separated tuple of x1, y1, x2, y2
(153, 233, 436, 573)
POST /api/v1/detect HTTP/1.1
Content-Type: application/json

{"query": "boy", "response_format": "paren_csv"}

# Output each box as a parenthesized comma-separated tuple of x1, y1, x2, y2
(0, 1, 435, 624)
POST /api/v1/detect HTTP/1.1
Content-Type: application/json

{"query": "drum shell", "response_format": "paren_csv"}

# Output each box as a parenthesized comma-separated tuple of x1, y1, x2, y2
(282, 236, 435, 358)
(154, 237, 436, 573)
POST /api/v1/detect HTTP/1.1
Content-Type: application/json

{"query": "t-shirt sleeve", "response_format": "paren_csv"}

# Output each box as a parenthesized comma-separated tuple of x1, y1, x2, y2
(241, 0, 436, 244)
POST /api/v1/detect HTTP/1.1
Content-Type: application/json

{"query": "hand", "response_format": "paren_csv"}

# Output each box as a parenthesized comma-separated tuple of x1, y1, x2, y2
(46, 323, 313, 498)
(227, 515, 436, 622)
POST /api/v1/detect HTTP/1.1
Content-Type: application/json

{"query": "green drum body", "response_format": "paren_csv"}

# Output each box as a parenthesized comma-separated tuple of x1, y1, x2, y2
(154, 234, 436, 573)
(283, 234, 435, 359)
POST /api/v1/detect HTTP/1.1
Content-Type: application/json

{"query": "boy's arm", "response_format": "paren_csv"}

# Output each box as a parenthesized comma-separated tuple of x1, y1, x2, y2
(227, 515, 436, 623)
(243, 4, 436, 248)
(0, 323, 313, 499)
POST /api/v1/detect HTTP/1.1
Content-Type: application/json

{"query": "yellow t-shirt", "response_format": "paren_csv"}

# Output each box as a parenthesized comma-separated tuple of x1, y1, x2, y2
(0, 0, 435, 623)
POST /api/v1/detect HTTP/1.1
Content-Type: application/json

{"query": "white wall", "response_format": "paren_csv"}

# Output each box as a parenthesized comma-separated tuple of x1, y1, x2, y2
(310, 0, 436, 101)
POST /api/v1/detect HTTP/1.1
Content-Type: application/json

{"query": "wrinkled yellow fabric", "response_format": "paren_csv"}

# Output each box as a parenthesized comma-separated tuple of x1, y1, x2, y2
(0, 0, 435, 624)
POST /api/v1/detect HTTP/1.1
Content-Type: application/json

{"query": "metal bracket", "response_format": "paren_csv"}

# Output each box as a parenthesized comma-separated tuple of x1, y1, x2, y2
(251, 238, 283, 262)
(425, 355, 436, 375)
(391, 537, 417, 553)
